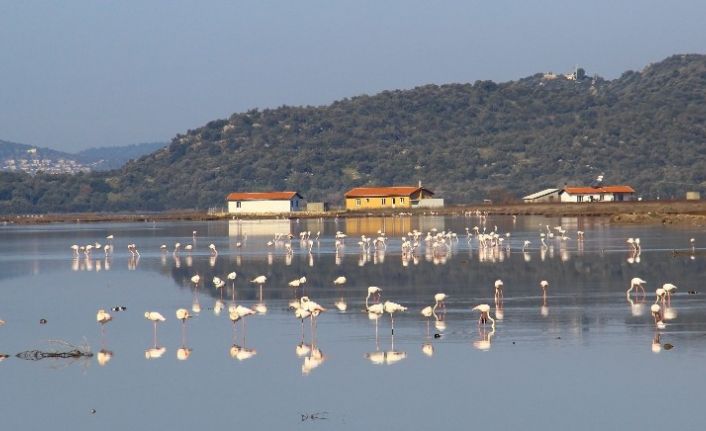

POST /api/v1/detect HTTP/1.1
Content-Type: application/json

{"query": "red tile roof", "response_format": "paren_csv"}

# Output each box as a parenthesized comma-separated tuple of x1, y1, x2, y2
(344, 186, 434, 198)
(226, 192, 302, 201)
(563, 186, 635, 195)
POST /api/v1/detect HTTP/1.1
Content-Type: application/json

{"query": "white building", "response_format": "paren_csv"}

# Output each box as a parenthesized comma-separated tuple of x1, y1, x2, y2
(522, 188, 561, 203)
(559, 186, 635, 203)
(226, 191, 305, 214)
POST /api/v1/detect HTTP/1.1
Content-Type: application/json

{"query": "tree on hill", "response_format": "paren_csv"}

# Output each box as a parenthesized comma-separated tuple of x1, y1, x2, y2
(1, 54, 706, 214)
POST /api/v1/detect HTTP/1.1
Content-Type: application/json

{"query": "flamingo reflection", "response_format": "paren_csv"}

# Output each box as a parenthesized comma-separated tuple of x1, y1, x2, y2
(229, 344, 257, 361)
(97, 349, 113, 366)
(365, 334, 406, 365)
(421, 343, 434, 357)
(651, 333, 662, 354)
(472, 326, 495, 351)
(301, 346, 326, 375)
(540, 280, 549, 317)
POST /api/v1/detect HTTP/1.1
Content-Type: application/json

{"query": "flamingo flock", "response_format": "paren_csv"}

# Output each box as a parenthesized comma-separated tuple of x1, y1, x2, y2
(10, 214, 688, 371)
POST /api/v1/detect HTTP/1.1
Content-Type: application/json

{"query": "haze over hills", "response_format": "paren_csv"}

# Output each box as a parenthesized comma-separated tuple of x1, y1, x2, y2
(1, 53, 705, 214)
(0, 140, 166, 173)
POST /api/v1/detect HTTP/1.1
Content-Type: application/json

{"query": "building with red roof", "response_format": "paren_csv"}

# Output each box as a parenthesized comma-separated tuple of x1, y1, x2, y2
(344, 185, 439, 210)
(559, 185, 635, 203)
(226, 191, 305, 214)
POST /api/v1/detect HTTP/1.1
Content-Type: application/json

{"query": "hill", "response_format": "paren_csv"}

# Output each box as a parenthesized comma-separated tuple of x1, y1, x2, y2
(74, 142, 167, 170)
(1, 53, 705, 213)
(0, 139, 73, 160)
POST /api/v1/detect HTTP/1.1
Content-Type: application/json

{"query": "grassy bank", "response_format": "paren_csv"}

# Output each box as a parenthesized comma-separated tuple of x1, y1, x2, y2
(2, 200, 706, 225)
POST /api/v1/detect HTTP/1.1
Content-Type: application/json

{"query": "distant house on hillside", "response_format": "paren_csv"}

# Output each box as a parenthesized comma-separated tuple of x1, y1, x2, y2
(344, 185, 441, 210)
(522, 188, 561, 203)
(560, 185, 635, 203)
(226, 191, 305, 214)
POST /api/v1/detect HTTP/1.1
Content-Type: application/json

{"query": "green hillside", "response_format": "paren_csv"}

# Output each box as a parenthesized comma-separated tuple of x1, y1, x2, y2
(1, 54, 705, 213)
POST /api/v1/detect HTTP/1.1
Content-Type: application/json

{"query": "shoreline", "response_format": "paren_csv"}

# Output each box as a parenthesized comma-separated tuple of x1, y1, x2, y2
(2, 200, 706, 226)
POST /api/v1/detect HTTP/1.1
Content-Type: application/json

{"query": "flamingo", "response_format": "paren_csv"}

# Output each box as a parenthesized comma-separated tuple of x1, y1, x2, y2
(433, 293, 447, 311)
(229, 305, 256, 340)
(472, 304, 495, 328)
(628, 277, 647, 296)
(539, 280, 549, 317)
(227, 272, 237, 301)
(292, 304, 312, 337)
(383, 301, 407, 335)
(96, 309, 112, 336)
(663, 283, 677, 303)
(300, 296, 326, 323)
(213, 277, 226, 299)
(494, 279, 504, 302)
(421, 305, 436, 337)
(209, 243, 218, 256)
(144, 311, 166, 345)
(251, 275, 267, 285)
(650, 303, 663, 325)
(655, 288, 666, 305)
(333, 276, 347, 286)
(366, 286, 382, 309)
(176, 308, 192, 343)
(288, 276, 306, 290)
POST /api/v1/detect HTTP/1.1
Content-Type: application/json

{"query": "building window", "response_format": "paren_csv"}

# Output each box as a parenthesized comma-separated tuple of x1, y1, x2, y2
(381, 198, 387, 205)
(392, 198, 396, 204)
(366, 198, 370, 203)
(356, 199, 361, 207)
(577, 196, 583, 203)
(236, 201, 241, 208)
(400, 197, 405, 203)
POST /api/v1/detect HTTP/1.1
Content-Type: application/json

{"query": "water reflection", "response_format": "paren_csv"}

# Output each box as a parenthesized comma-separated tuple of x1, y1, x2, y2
(229, 344, 256, 361)
(365, 335, 406, 366)
(7, 215, 706, 430)
(301, 346, 326, 375)
(97, 349, 113, 366)
(472, 326, 495, 351)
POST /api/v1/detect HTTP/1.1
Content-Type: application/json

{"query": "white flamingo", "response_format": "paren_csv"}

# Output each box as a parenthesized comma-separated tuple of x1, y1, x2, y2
(472, 304, 495, 328)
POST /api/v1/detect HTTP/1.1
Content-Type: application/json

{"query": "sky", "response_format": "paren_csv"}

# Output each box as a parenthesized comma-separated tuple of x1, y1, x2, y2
(1, 0, 705, 152)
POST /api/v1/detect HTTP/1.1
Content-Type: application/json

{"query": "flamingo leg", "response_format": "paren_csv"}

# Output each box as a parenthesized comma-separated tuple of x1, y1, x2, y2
(375, 319, 379, 350)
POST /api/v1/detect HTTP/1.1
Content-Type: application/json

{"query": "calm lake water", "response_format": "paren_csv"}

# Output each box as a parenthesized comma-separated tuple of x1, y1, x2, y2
(1, 215, 706, 430)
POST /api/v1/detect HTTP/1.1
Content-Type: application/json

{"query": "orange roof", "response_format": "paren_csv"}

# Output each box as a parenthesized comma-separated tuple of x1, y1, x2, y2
(226, 191, 302, 201)
(345, 186, 434, 198)
(563, 186, 635, 195)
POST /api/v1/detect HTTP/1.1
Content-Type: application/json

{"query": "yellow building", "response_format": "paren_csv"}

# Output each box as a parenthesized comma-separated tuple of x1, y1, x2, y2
(344, 186, 435, 210)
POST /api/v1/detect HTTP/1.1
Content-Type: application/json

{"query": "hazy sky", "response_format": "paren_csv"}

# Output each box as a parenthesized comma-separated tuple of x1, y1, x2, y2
(1, 0, 705, 152)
